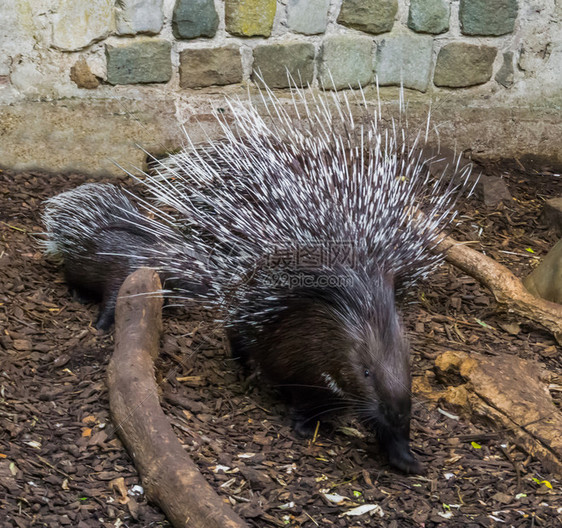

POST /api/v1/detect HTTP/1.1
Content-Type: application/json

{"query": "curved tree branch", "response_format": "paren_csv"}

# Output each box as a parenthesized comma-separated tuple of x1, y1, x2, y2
(107, 268, 248, 528)
(436, 234, 562, 344)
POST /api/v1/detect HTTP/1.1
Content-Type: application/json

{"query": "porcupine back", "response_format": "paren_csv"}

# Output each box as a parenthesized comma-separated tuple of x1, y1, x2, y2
(141, 84, 473, 314)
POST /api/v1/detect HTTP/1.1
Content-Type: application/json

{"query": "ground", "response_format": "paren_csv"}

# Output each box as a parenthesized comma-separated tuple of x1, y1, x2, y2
(0, 164, 561, 528)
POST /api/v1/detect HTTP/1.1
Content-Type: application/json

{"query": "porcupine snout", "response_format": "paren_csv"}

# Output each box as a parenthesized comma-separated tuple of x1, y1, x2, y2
(374, 397, 422, 474)
(350, 278, 423, 474)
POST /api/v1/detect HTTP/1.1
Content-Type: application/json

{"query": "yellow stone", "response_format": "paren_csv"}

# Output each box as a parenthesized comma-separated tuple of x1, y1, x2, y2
(434, 349, 467, 374)
(442, 385, 469, 409)
(225, 0, 277, 37)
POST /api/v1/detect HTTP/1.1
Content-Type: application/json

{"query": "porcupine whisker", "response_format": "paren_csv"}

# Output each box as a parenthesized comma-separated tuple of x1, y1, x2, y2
(281, 396, 355, 412)
(162, 298, 208, 307)
(295, 404, 356, 427)
(303, 402, 355, 417)
(272, 383, 346, 393)
(286, 396, 354, 414)
(118, 290, 170, 301)
(355, 416, 383, 431)
(350, 391, 426, 416)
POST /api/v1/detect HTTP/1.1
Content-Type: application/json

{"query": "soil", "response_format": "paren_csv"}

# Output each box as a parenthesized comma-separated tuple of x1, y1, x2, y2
(1, 163, 561, 528)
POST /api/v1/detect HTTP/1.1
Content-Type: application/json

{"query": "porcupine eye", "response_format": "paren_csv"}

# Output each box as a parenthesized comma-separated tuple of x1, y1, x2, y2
(364, 369, 370, 378)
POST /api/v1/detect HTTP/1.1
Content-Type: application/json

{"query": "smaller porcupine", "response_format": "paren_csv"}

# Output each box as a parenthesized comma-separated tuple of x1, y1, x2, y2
(43, 85, 473, 473)
(42, 183, 209, 330)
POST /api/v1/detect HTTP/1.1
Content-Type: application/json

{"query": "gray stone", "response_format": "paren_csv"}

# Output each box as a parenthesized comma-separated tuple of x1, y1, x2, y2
(460, 0, 518, 36)
(542, 197, 562, 236)
(173, 0, 219, 39)
(0, 98, 183, 176)
(116, 0, 163, 35)
(337, 0, 398, 35)
(252, 43, 315, 88)
(481, 175, 512, 206)
(375, 34, 433, 92)
(524, 238, 562, 304)
(287, 0, 330, 35)
(52, 0, 114, 50)
(179, 47, 243, 88)
(2, 96, 562, 178)
(408, 0, 450, 34)
(106, 40, 172, 85)
(495, 52, 514, 88)
(319, 36, 374, 90)
(434, 43, 497, 88)
(425, 146, 474, 181)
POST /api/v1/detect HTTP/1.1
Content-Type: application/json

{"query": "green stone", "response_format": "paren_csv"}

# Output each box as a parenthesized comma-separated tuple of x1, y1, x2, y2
(375, 34, 433, 92)
(173, 0, 219, 39)
(252, 43, 315, 88)
(408, 0, 449, 34)
(460, 0, 518, 36)
(287, 0, 330, 35)
(434, 43, 497, 88)
(225, 0, 277, 37)
(319, 36, 374, 90)
(106, 39, 172, 85)
(337, 0, 398, 35)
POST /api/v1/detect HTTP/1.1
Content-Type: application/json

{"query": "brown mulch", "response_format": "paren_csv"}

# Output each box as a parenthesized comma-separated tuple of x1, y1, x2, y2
(1, 163, 561, 527)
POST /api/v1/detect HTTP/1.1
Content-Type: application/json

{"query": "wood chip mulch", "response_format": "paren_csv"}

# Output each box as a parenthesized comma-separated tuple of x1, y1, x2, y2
(1, 163, 561, 527)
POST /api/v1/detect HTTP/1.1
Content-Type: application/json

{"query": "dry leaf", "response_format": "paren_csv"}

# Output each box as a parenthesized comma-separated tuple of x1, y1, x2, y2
(109, 477, 129, 504)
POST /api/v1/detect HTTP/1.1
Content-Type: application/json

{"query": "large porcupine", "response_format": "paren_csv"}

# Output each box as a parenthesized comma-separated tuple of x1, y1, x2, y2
(43, 85, 472, 473)
(42, 183, 209, 330)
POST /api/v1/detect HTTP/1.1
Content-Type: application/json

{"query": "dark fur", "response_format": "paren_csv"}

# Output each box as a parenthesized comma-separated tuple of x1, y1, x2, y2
(228, 269, 422, 474)
(62, 223, 207, 330)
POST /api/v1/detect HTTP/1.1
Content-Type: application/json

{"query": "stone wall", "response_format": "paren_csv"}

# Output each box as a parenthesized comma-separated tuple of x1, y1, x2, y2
(0, 0, 561, 174)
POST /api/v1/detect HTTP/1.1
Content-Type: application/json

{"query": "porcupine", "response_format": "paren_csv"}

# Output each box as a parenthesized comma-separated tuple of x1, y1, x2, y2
(42, 183, 209, 330)
(43, 84, 472, 473)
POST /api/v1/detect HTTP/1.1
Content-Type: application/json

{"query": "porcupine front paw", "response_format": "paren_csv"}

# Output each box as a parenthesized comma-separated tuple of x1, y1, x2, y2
(387, 445, 424, 475)
(383, 435, 424, 475)
(227, 330, 252, 373)
(70, 287, 95, 304)
(291, 407, 319, 437)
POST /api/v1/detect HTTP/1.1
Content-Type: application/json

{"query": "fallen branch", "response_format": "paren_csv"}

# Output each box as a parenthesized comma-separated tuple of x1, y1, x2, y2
(436, 234, 562, 344)
(107, 268, 248, 528)
(416, 350, 562, 476)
